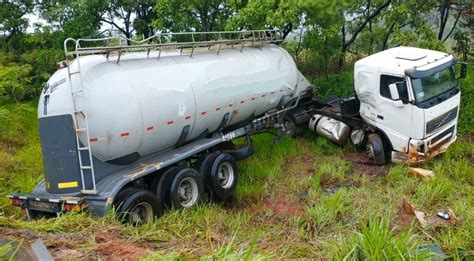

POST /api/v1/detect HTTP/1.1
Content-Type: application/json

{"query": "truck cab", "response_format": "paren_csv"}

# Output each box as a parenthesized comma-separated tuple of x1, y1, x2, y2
(354, 46, 463, 165)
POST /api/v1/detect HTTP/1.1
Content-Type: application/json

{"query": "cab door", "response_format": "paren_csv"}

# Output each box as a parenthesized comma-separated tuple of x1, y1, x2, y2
(375, 74, 413, 153)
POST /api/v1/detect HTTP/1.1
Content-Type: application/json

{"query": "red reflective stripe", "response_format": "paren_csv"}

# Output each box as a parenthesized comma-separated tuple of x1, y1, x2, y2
(167, 120, 174, 125)
(147, 126, 154, 131)
(251, 97, 256, 101)
(89, 138, 98, 142)
(201, 111, 207, 116)
(240, 100, 245, 104)
(215, 107, 221, 111)
(185, 116, 191, 120)
(120, 132, 129, 137)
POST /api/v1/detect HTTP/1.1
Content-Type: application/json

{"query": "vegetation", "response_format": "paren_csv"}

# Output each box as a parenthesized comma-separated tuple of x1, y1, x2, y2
(0, 0, 473, 259)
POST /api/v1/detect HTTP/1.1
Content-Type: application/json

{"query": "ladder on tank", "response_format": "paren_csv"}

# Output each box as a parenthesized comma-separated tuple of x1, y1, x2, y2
(64, 39, 97, 195)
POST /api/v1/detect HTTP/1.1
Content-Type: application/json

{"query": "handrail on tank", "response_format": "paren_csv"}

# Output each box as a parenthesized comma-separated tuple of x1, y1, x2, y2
(63, 30, 283, 58)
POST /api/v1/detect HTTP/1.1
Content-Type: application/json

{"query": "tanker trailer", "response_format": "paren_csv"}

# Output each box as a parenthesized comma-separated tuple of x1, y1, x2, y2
(8, 31, 313, 224)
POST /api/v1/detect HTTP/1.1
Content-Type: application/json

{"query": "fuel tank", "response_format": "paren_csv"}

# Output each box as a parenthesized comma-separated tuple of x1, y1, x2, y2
(39, 45, 309, 163)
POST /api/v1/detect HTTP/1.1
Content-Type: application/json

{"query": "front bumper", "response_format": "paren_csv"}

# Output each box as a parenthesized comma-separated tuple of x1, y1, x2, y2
(392, 124, 457, 165)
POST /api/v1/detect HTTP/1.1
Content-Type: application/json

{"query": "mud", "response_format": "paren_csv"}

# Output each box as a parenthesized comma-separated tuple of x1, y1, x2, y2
(390, 199, 416, 233)
(260, 195, 305, 217)
(342, 152, 389, 177)
(0, 226, 154, 260)
(94, 230, 150, 260)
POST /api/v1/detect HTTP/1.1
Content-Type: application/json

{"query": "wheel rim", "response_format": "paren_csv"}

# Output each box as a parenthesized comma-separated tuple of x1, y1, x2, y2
(367, 143, 375, 160)
(178, 177, 199, 208)
(129, 202, 153, 224)
(217, 162, 234, 189)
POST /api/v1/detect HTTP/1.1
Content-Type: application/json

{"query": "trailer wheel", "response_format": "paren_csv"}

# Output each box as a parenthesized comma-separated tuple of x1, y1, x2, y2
(166, 167, 203, 209)
(209, 153, 238, 200)
(367, 133, 386, 166)
(115, 189, 161, 225)
(283, 115, 306, 138)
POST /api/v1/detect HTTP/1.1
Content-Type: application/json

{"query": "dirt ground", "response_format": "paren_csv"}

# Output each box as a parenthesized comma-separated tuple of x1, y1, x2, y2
(0, 226, 154, 260)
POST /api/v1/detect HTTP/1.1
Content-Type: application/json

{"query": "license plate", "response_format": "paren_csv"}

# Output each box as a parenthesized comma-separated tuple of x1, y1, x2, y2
(28, 200, 57, 212)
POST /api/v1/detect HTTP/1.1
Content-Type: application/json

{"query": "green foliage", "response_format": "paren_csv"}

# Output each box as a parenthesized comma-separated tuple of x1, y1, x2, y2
(154, 0, 234, 34)
(330, 218, 433, 260)
(0, 64, 33, 102)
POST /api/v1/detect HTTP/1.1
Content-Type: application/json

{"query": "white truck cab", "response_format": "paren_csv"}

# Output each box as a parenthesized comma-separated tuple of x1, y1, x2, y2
(354, 46, 463, 165)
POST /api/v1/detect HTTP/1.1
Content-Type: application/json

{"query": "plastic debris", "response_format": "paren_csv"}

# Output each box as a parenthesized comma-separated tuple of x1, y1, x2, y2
(408, 167, 435, 179)
(391, 199, 458, 231)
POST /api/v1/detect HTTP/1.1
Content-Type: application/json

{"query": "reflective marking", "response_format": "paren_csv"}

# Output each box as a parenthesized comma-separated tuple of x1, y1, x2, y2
(185, 116, 191, 120)
(66, 200, 79, 204)
(271, 91, 275, 94)
(228, 104, 233, 107)
(240, 100, 245, 104)
(251, 97, 256, 101)
(167, 120, 174, 125)
(58, 181, 78, 189)
(261, 94, 266, 97)
(19, 196, 27, 200)
(90, 138, 98, 142)
(215, 107, 221, 111)
(49, 199, 60, 203)
(147, 126, 154, 131)
(120, 132, 129, 137)
(201, 111, 207, 116)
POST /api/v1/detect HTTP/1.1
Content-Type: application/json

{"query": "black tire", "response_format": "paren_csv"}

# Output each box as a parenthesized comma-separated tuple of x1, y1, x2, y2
(208, 153, 238, 200)
(367, 133, 386, 166)
(195, 153, 219, 194)
(283, 114, 306, 138)
(153, 167, 180, 209)
(115, 189, 161, 225)
(165, 167, 203, 209)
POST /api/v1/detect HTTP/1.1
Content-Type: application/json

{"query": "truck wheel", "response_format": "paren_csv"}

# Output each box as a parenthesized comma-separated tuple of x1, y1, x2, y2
(115, 189, 161, 225)
(209, 153, 238, 200)
(367, 133, 386, 166)
(167, 167, 203, 209)
(283, 115, 306, 138)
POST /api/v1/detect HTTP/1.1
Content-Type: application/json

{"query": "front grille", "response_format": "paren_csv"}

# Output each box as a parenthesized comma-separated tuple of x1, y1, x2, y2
(426, 107, 458, 135)
(430, 125, 455, 145)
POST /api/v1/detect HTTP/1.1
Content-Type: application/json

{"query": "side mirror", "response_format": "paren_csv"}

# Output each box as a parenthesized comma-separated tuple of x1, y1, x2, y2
(458, 62, 467, 79)
(388, 83, 400, 100)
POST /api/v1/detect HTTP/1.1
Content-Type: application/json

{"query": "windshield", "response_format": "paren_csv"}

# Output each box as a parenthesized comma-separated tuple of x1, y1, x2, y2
(411, 66, 459, 104)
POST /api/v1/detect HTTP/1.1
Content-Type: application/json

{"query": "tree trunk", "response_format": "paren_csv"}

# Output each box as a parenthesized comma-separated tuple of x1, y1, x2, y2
(438, 0, 450, 40)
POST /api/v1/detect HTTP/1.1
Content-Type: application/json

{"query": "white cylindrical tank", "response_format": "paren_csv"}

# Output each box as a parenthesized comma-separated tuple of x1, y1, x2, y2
(39, 45, 309, 163)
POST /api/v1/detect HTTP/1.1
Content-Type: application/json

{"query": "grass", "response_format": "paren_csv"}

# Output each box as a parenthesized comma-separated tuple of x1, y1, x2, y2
(0, 63, 473, 259)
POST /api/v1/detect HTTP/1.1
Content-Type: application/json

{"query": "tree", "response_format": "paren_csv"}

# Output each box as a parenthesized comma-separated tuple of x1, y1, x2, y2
(154, 0, 234, 37)
(39, 1, 104, 48)
(100, 0, 157, 44)
(435, 0, 471, 42)
(0, 0, 34, 53)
